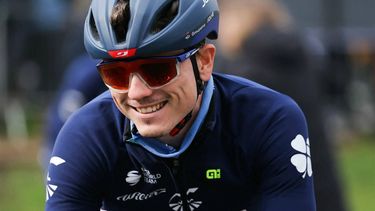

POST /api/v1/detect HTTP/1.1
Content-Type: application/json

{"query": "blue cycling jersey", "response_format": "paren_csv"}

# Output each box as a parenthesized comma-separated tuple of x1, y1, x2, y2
(46, 73, 316, 211)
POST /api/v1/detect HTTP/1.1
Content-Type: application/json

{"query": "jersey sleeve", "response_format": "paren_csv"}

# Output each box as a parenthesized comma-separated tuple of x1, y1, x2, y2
(45, 106, 117, 211)
(252, 97, 316, 211)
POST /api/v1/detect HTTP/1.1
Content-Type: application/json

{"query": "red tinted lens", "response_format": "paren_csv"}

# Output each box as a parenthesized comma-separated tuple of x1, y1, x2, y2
(138, 59, 177, 87)
(97, 62, 131, 91)
(97, 58, 178, 91)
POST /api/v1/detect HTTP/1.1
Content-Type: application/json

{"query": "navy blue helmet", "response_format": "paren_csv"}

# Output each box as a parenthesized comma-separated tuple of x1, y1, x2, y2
(84, 0, 219, 59)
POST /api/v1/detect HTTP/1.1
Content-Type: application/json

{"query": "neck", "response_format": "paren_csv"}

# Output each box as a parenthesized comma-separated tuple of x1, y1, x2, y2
(159, 94, 202, 148)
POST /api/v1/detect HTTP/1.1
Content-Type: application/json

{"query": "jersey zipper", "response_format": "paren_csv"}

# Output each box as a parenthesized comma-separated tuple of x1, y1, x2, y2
(172, 158, 189, 211)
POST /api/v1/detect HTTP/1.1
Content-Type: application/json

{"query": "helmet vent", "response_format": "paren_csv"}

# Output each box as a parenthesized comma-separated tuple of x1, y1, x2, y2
(150, 0, 179, 34)
(111, 0, 131, 43)
(89, 10, 100, 41)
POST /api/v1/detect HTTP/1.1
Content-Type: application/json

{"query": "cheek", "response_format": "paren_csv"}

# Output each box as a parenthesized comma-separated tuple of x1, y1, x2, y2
(177, 65, 197, 99)
(111, 92, 128, 112)
(111, 92, 121, 104)
(179, 61, 197, 88)
(176, 71, 198, 110)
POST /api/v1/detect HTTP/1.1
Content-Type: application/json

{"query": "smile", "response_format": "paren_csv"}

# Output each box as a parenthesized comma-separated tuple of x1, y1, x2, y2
(135, 101, 166, 114)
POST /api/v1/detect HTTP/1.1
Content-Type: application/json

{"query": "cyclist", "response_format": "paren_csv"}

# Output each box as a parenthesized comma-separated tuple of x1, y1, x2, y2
(46, 0, 316, 210)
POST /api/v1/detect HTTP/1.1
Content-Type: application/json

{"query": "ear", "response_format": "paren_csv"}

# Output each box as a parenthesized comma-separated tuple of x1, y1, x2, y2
(196, 44, 216, 81)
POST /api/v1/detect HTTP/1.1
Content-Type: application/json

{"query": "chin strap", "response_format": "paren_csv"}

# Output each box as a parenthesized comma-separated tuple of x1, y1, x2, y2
(169, 112, 193, 136)
(169, 53, 204, 136)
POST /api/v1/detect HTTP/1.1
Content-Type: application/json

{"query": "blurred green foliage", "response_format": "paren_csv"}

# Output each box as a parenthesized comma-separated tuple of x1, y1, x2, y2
(338, 135, 375, 211)
(0, 164, 44, 211)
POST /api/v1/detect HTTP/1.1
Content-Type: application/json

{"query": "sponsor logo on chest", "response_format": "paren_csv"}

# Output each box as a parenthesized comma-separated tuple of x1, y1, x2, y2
(125, 168, 162, 186)
(117, 188, 166, 201)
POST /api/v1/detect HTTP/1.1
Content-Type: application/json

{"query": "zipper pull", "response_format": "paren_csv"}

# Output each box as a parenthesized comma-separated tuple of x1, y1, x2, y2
(172, 158, 180, 175)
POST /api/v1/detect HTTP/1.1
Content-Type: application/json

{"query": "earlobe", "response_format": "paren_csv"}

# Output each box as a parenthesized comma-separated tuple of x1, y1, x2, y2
(197, 44, 216, 81)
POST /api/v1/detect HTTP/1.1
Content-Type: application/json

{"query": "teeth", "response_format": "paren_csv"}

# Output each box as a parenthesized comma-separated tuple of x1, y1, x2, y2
(136, 102, 165, 114)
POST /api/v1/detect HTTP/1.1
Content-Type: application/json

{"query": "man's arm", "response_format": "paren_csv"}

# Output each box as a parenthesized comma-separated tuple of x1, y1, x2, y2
(252, 98, 316, 211)
(45, 112, 108, 211)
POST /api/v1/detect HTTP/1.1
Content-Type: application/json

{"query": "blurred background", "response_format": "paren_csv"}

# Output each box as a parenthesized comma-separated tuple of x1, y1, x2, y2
(0, 0, 374, 210)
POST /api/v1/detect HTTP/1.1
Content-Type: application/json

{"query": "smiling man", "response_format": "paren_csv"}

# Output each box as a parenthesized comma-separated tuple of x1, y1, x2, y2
(45, 0, 316, 210)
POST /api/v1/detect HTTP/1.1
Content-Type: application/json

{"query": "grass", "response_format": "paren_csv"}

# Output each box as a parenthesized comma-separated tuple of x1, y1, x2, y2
(338, 135, 375, 211)
(0, 140, 45, 211)
(0, 135, 374, 211)
(0, 164, 45, 211)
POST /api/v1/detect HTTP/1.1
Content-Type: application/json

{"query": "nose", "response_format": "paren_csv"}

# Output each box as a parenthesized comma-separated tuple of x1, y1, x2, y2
(127, 74, 153, 100)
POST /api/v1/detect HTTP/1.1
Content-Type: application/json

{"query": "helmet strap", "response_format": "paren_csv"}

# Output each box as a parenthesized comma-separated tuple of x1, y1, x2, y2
(169, 112, 193, 136)
(191, 53, 205, 95)
(169, 53, 204, 137)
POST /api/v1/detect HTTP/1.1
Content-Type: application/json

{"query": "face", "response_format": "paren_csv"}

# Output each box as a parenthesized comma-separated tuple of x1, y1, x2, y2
(109, 44, 215, 140)
(111, 55, 200, 139)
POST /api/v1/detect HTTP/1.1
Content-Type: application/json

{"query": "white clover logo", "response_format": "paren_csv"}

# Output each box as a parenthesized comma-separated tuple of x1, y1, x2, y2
(290, 134, 313, 178)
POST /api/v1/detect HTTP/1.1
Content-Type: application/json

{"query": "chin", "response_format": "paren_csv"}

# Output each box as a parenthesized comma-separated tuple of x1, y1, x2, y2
(137, 126, 168, 138)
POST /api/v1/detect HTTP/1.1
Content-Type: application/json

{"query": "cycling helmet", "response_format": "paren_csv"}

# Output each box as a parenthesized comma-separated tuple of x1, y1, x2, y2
(84, 0, 219, 59)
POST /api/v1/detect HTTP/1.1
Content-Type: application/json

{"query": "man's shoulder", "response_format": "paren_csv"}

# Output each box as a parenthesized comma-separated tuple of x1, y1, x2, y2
(62, 90, 123, 132)
(78, 90, 118, 116)
(54, 90, 124, 157)
(212, 72, 304, 135)
(213, 72, 297, 109)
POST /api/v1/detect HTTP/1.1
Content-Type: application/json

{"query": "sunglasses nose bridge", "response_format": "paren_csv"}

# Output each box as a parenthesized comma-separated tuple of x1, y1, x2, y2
(127, 73, 153, 99)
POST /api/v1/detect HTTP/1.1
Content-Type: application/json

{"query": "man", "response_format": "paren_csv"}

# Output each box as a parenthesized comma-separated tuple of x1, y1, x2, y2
(46, 0, 316, 210)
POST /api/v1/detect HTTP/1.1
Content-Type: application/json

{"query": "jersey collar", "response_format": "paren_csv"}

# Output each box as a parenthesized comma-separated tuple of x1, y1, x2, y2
(124, 77, 214, 158)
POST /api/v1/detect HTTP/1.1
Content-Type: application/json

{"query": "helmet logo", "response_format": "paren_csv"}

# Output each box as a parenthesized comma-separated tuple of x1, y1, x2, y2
(185, 12, 215, 40)
(108, 49, 137, 58)
(202, 0, 210, 8)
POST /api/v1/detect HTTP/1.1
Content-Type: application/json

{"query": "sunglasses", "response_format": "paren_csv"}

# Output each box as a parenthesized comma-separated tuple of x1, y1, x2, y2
(97, 48, 200, 93)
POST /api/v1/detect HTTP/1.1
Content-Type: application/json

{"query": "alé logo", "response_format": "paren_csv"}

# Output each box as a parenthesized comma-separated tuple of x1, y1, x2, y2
(206, 169, 221, 179)
(169, 187, 202, 211)
(46, 156, 66, 201)
(290, 134, 313, 178)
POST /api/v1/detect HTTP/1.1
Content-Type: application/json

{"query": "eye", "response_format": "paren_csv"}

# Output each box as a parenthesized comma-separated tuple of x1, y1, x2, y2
(140, 62, 177, 86)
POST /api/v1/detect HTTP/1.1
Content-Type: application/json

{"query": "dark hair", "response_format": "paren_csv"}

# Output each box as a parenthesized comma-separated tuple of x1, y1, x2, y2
(110, 0, 130, 42)
(110, 0, 179, 41)
(150, 0, 179, 34)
